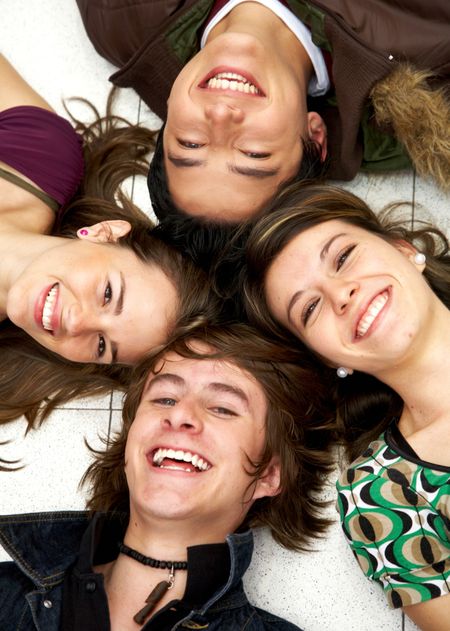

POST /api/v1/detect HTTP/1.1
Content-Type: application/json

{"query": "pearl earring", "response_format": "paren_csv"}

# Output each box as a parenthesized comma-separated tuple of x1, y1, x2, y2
(414, 252, 426, 265)
(336, 367, 349, 378)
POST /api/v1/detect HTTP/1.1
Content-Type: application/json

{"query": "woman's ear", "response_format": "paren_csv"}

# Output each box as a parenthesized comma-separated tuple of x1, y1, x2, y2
(253, 456, 282, 501)
(76, 220, 132, 243)
(307, 112, 328, 162)
(394, 239, 426, 272)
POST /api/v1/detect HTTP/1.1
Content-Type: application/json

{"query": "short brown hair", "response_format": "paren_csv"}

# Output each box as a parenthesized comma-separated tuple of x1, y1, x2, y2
(84, 323, 336, 551)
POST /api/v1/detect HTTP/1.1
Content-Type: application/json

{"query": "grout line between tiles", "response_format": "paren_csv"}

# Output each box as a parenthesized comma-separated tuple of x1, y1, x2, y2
(55, 406, 112, 412)
(107, 391, 114, 444)
(129, 98, 143, 202)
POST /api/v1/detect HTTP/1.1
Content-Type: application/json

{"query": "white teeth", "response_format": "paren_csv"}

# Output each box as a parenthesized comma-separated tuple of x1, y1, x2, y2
(152, 448, 211, 471)
(206, 72, 261, 94)
(42, 284, 58, 331)
(356, 292, 389, 338)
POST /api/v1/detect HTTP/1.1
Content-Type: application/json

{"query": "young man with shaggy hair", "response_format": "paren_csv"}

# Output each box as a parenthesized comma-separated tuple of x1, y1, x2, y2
(0, 324, 334, 630)
(76, 0, 449, 226)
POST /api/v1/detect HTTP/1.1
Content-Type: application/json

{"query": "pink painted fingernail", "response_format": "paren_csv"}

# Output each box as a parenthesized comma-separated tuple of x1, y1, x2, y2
(79, 229, 88, 236)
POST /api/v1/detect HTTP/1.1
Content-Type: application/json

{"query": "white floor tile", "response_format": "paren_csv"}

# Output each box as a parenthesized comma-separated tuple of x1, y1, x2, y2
(111, 391, 126, 410)
(413, 174, 450, 234)
(336, 169, 414, 211)
(56, 392, 112, 410)
(404, 615, 421, 631)
(246, 524, 403, 631)
(2, 0, 140, 121)
(0, 409, 110, 515)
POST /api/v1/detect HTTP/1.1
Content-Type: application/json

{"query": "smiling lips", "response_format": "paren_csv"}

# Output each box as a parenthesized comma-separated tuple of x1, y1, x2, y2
(356, 290, 389, 338)
(199, 68, 265, 96)
(152, 448, 211, 473)
(42, 283, 59, 332)
(205, 72, 262, 95)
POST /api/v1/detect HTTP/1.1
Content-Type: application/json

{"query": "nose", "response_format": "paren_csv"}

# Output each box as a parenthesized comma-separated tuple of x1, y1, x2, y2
(330, 280, 359, 314)
(65, 302, 97, 336)
(205, 102, 245, 126)
(161, 399, 203, 434)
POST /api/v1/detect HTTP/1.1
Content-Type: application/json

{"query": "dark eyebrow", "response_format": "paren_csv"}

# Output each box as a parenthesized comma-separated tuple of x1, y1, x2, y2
(287, 233, 348, 324)
(167, 154, 205, 168)
(167, 153, 279, 179)
(143, 373, 249, 407)
(208, 382, 250, 408)
(229, 164, 279, 179)
(115, 273, 125, 316)
(287, 289, 304, 325)
(320, 233, 347, 261)
(109, 274, 125, 364)
(145, 373, 185, 392)
(110, 342, 118, 365)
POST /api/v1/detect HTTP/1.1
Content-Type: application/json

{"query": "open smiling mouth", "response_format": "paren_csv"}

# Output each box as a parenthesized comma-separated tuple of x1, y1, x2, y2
(152, 448, 212, 473)
(199, 71, 265, 96)
(356, 289, 389, 338)
(42, 283, 59, 333)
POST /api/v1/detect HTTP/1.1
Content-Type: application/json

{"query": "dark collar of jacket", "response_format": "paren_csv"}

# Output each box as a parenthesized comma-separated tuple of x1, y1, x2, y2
(0, 510, 254, 611)
(0, 510, 89, 589)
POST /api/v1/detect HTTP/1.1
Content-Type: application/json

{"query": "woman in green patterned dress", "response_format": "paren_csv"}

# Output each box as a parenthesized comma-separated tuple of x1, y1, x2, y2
(242, 183, 450, 631)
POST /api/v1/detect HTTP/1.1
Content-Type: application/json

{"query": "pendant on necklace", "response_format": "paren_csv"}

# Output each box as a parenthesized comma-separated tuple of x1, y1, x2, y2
(133, 566, 175, 625)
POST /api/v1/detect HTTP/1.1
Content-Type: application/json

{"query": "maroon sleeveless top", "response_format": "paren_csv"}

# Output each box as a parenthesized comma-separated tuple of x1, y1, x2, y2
(0, 106, 84, 208)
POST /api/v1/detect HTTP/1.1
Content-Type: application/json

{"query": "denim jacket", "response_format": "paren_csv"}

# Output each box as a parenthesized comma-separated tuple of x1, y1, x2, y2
(0, 511, 302, 631)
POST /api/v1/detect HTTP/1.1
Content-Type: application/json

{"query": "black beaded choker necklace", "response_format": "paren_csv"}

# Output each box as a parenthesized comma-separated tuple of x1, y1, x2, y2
(118, 542, 188, 626)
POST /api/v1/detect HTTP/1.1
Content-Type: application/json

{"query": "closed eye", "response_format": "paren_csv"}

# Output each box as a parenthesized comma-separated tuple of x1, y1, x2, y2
(177, 139, 204, 149)
(240, 150, 271, 159)
(336, 245, 356, 271)
(210, 406, 237, 417)
(302, 298, 320, 326)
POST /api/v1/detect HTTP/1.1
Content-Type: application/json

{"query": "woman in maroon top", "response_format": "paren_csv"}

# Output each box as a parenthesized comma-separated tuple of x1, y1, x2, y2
(0, 55, 215, 431)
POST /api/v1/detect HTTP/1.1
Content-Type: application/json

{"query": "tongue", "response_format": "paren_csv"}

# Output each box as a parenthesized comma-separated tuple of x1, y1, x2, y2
(160, 458, 197, 472)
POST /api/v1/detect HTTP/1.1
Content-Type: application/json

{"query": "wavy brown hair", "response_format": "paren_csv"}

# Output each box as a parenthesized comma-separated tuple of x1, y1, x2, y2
(0, 91, 219, 432)
(83, 323, 336, 551)
(243, 183, 450, 460)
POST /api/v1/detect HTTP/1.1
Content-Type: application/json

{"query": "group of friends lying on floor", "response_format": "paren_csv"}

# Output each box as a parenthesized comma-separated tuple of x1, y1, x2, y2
(0, 1, 449, 629)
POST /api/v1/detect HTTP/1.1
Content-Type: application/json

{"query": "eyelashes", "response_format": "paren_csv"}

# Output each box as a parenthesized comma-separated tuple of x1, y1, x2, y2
(336, 245, 356, 271)
(301, 298, 319, 326)
(300, 244, 357, 326)
(97, 334, 106, 358)
(178, 140, 204, 149)
(241, 151, 270, 159)
(177, 139, 270, 159)
(96, 282, 112, 360)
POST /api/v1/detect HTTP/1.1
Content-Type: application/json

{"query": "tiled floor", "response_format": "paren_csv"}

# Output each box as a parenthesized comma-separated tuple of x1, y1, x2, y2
(1, 2, 449, 630)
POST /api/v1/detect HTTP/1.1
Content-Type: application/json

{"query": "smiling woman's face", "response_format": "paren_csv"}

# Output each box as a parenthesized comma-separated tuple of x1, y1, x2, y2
(265, 220, 430, 376)
(6, 238, 178, 365)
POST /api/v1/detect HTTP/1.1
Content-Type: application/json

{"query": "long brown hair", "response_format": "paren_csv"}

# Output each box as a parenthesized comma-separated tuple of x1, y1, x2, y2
(243, 183, 450, 459)
(83, 323, 336, 551)
(0, 91, 218, 431)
